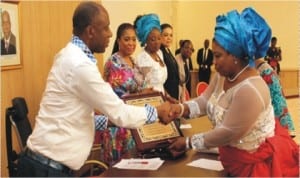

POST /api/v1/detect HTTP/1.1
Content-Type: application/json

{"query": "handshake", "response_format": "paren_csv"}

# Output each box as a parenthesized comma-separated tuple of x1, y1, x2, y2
(155, 95, 186, 125)
(155, 95, 190, 158)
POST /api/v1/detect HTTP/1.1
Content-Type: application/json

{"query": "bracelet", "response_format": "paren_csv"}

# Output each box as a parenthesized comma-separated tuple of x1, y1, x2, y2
(179, 103, 184, 118)
(186, 137, 191, 150)
(191, 133, 207, 150)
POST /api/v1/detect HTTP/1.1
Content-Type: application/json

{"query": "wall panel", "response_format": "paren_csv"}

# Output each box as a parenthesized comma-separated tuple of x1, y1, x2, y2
(1, 1, 81, 177)
(20, 1, 80, 124)
(280, 70, 299, 97)
(1, 69, 25, 177)
(176, 1, 299, 71)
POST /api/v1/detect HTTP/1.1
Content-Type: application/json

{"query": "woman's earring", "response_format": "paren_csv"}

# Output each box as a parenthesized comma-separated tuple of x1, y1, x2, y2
(234, 60, 238, 64)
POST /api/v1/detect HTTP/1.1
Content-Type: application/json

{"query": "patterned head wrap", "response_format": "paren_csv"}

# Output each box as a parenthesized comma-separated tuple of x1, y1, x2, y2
(214, 7, 271, 67)
(135, 13, 161, 47)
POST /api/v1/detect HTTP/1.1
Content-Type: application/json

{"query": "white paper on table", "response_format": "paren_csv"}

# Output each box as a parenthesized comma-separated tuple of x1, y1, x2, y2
(187, 158, 224, 171)
(180, 124, 192, 129)
(113, 158, 164, 170)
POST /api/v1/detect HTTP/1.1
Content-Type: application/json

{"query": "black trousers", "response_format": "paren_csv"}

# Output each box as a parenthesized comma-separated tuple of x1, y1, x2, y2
(17, 151, 73, 177)
(198, 68, 211, 84)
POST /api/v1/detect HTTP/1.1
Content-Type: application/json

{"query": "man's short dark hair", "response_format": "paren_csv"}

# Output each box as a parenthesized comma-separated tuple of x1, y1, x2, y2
(72, 1, 101, 36)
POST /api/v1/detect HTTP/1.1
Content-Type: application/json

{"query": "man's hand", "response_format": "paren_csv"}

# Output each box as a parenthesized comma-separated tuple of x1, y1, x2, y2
(156, 101, 174, 124)
(157, 102, 185, 124)
(169, 104, 183, 118)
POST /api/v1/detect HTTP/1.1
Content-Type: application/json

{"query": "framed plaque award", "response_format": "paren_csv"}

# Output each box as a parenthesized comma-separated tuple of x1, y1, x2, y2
(122, 91, 183, 153)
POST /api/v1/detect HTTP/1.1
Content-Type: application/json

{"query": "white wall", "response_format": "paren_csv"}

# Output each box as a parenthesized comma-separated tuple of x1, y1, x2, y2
(102, 1, 299, 70)
(102, 0, 175, 62)
(176, 1, 299, 70)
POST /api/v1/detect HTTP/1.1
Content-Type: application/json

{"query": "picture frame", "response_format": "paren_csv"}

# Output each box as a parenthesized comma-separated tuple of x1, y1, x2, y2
(122, 91, 183, 153)
(0, 1, 22, 70)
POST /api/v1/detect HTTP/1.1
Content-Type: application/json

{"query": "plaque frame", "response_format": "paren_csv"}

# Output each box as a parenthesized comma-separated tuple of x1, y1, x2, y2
(122, 91, 183, 153)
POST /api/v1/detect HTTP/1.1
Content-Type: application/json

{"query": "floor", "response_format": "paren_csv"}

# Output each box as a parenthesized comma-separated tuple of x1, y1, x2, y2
(287, 97, 299, 144)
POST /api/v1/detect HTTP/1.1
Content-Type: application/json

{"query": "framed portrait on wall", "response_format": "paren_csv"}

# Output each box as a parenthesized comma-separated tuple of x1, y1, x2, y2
(0, 1, 21, 70)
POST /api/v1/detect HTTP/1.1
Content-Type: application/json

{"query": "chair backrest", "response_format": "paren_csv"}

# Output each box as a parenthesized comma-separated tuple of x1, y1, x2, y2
(6, 97, 32, 177)
(196, 82, 208, 96)
(184, 89, 190, 101)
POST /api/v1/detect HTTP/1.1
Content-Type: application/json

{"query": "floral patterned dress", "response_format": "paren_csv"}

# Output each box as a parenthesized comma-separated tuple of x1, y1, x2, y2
(104, 53, 145, 97)
(97, 53, 145, 165)
(257, 62, 295, 135)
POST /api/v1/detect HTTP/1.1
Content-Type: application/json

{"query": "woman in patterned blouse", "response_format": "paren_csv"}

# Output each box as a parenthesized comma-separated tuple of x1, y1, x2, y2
(255, 58, 295, 137)
(97, 23, 147, 166)
(104, 23, 145, 97)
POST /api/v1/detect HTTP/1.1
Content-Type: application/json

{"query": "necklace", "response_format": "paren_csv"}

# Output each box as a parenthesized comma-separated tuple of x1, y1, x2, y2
(119, 52, 134, 68)
(227, 64, 249, 82)
(146, 50, 165, 67)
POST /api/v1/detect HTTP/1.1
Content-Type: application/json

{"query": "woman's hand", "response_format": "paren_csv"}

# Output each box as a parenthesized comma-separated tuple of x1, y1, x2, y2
(168, 137, 187, 157)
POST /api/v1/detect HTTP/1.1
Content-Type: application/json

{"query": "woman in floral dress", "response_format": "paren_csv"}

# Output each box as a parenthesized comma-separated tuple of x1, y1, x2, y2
(255, 58, 296, 136)
(96, 23, 146, 165)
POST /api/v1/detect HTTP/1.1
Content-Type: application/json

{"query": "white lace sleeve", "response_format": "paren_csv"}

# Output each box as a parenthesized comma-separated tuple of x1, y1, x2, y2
(191, 133, 207, 150)
(194, 78, 273, 151)
(184, 73, 218, 119)
(185, 100, 201, 118)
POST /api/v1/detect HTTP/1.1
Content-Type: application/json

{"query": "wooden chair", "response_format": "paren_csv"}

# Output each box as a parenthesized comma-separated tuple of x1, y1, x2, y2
(196, 82, 208, 96)
(73, 143, 109, 177)
(73, 130, 109, 177)
(6, 97, 108, 177)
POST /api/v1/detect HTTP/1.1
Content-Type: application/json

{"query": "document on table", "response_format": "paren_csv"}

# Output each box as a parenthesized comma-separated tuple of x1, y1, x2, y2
(187, 158, 224, 171)
(113, 158, 164, 170)
(180, 124, 192, 129)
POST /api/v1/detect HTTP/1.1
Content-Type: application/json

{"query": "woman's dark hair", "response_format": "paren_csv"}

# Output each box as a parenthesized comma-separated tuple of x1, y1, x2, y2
(160, 23, 172, 31)
(111, 23, 135, 54)
(179, 39, 185, 48)
(181, 39, 194, 52)
(271, 36, 277, 42)
(72, 1, 101, 36)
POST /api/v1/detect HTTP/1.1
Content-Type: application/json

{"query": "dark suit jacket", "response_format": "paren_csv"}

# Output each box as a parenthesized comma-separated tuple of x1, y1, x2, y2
(197, 47, 213, 83)
(197, 48, 213, 70)
(1, 33, 16, 55)
(161, 46, 180, 99)
(187, 57, 193, 71)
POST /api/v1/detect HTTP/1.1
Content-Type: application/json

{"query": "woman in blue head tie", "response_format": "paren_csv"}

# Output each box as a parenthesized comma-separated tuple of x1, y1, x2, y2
(163, 7, 299, 177)
(133, 14, 168, 94)
(255, 56, 296, 137)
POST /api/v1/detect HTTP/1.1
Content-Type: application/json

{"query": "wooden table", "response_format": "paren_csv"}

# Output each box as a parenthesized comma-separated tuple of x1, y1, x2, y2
(100, 116, 226, 177)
